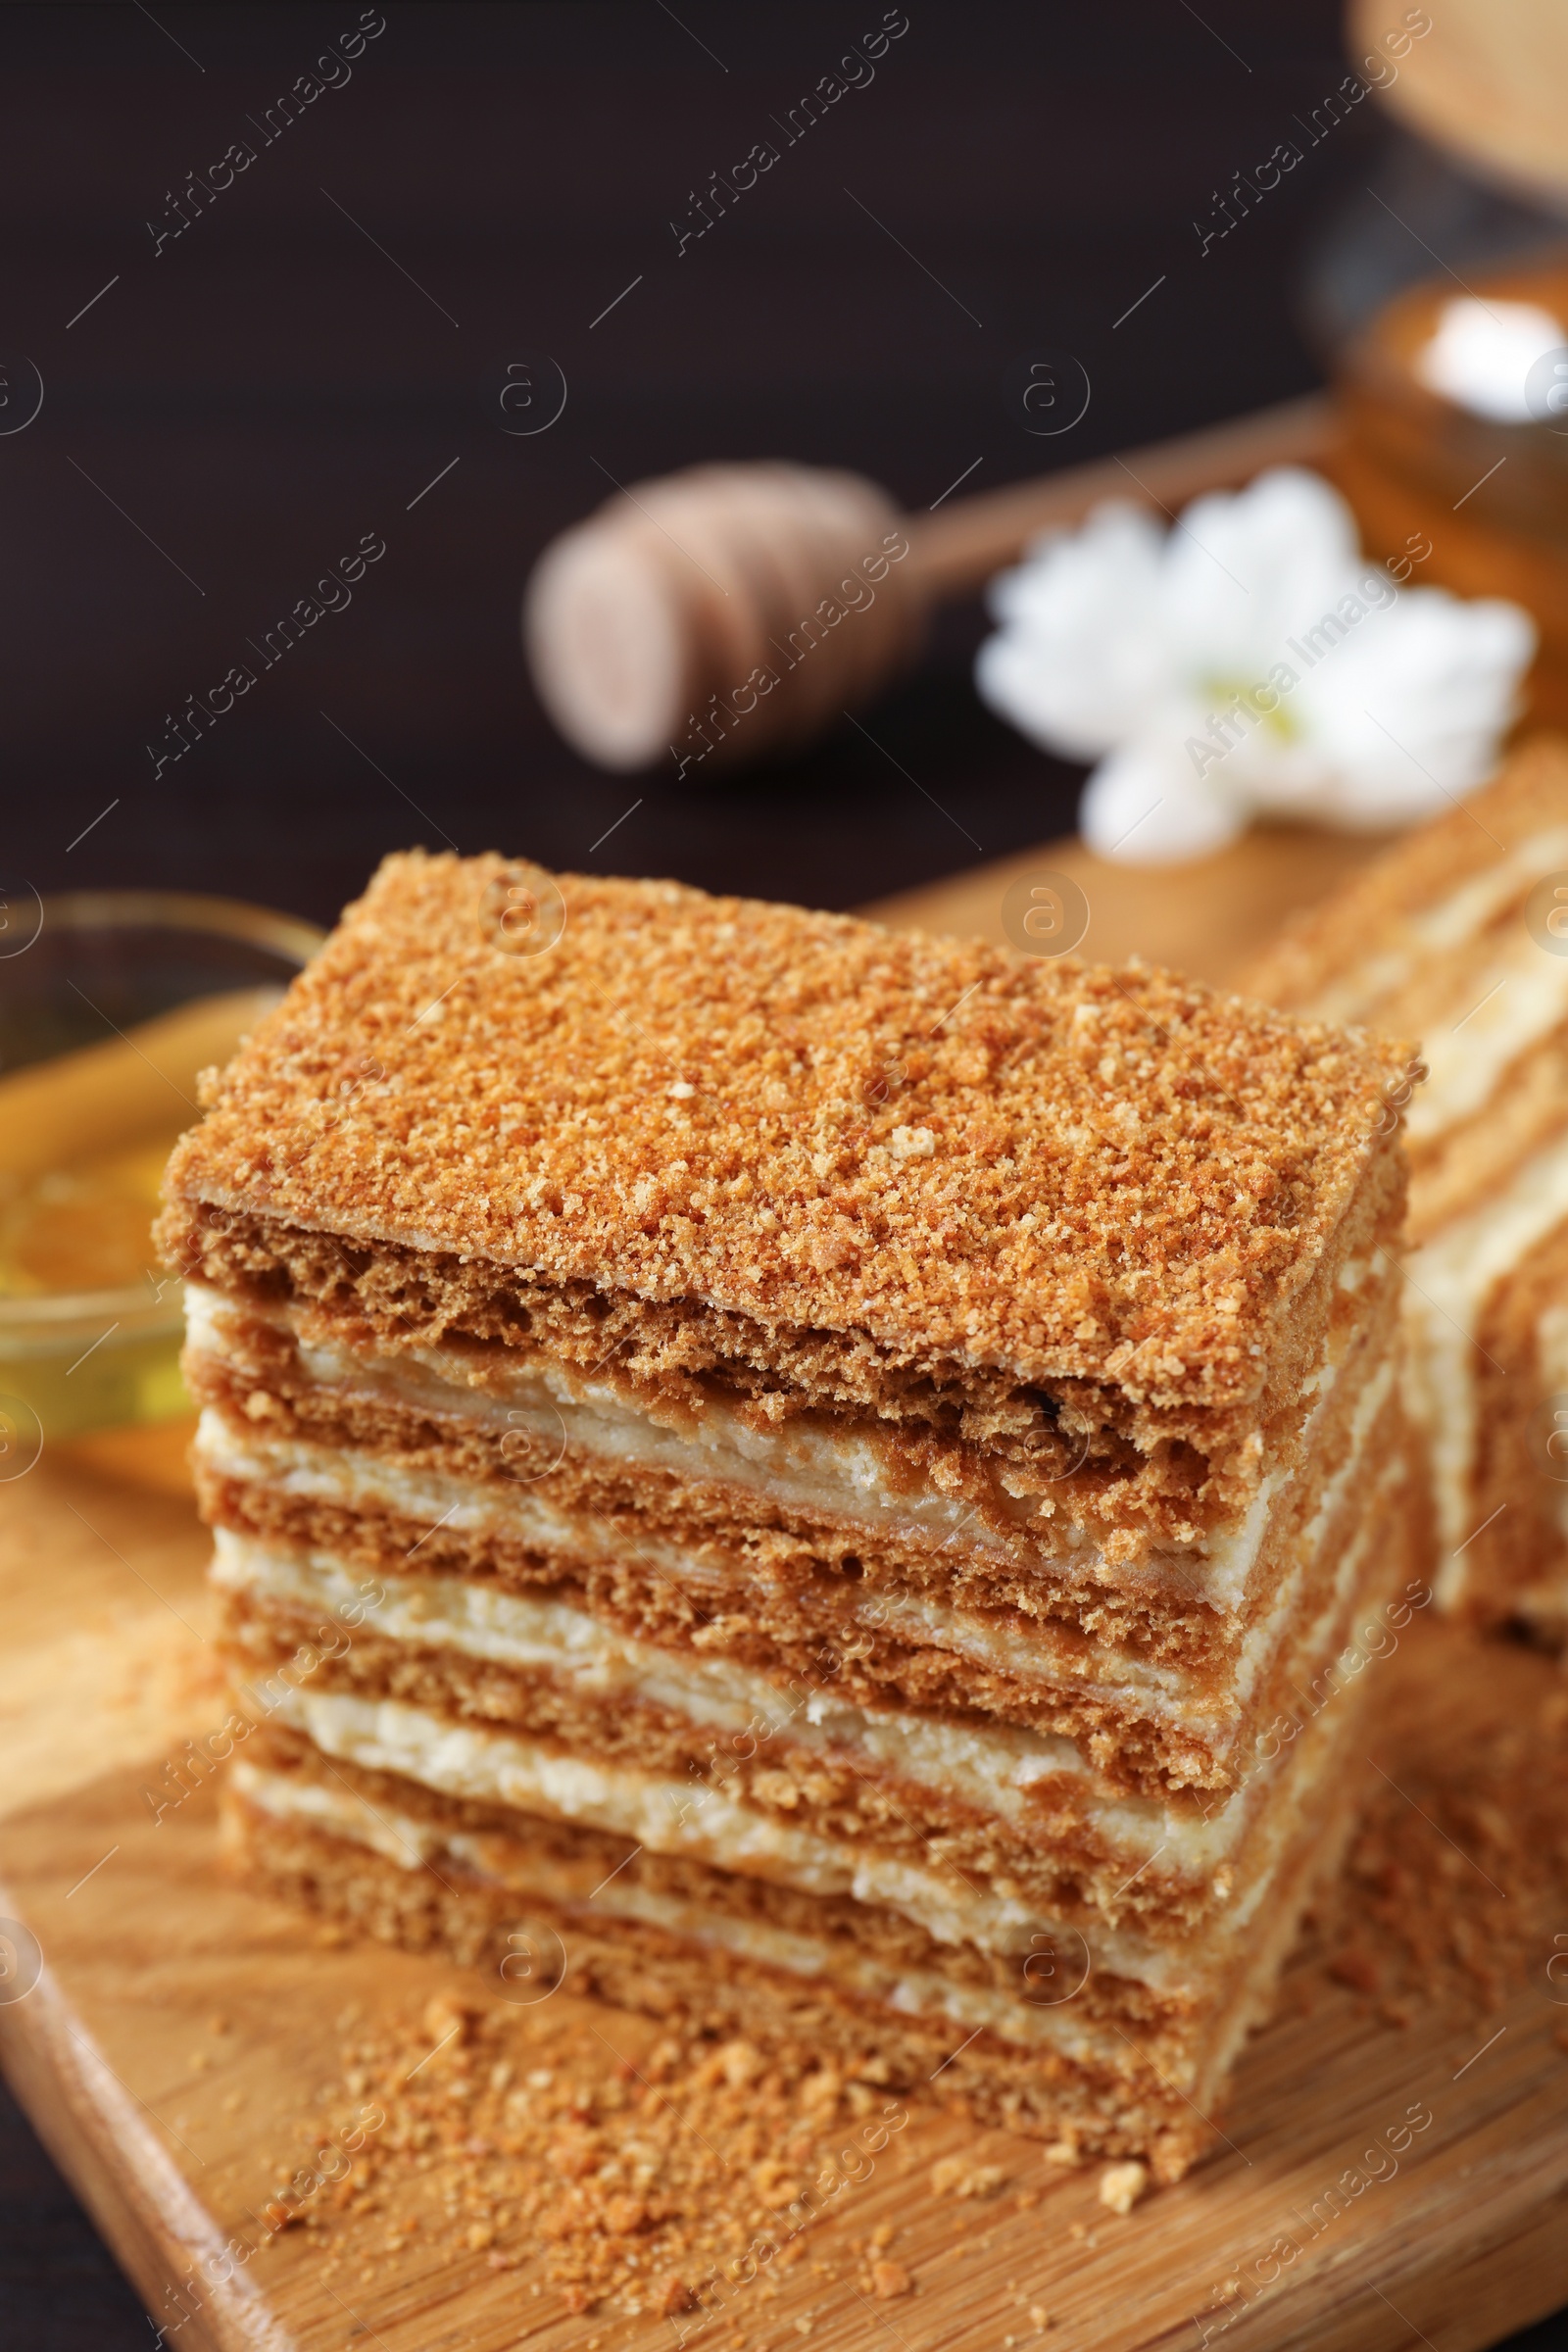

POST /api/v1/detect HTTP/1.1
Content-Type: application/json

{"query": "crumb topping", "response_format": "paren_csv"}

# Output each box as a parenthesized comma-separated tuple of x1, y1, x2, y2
(164, 851, 1404, 1410)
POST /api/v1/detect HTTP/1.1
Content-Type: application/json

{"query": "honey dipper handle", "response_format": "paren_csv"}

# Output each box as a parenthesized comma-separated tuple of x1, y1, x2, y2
(901, 392, 1334, 599)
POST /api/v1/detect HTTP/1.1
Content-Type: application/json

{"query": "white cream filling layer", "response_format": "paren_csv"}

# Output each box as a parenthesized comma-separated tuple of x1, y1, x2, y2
(213, 1524, 1244, 1867)
(233, 1660, 1356, 2087)
(198, 1326, 1387, 1743)
(241, 1676, 1338, 2014)
(265, 1680, 1147, 1960)
(1194, 1348, 1390, 1726)
(1402, 1123, 1568, 1592)
(196, 1409, 1194, 1713)
(229, 1757, 1181, 2078)
(185, 1284, 1033, 1554)
(184, 1282, 1324, 1609)
(1408, 829, 1568, 955)
(217, 1412, 1394, 1918)
(1522, 1301, 1568, 1616)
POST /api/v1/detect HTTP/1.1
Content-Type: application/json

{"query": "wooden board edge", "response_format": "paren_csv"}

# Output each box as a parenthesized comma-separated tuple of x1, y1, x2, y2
(0, 1950, 296, 2352)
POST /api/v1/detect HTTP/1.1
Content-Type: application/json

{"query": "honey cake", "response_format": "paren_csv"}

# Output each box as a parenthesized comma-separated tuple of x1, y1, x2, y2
(1246, 733, 1568, 1641)
(159, 849, 1413, 2180)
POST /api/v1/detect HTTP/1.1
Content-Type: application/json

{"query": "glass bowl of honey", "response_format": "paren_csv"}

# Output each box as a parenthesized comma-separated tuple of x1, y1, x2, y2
(0, 890, 323, 1462)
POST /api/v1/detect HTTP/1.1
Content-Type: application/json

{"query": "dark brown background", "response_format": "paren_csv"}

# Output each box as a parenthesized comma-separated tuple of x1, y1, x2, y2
(5, 4, 1565, 2344)
(9, 0, 1383, 930)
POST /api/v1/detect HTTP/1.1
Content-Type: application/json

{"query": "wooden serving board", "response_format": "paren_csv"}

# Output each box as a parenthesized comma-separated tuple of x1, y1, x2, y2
(4, 825, 1568, 2352)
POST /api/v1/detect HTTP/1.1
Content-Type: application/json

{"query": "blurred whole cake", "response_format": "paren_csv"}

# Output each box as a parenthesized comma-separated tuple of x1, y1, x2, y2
(1248, 734, 1568, 1641)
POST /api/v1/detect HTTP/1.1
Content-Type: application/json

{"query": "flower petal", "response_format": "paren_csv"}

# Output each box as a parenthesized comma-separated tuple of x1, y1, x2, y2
(1162, 468, 1359, 673)
(1080, 733, 1249, 865)
(1289, 586, 1536, 822)
(976, 503, 1175, 757)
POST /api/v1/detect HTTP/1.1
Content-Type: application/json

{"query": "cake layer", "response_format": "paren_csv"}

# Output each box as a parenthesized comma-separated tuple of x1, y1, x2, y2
(156, 851, 1409, 1490)
(223, 1676, 1366, 2182)
(188, 1319, 1387, 1687)
(190, 1287, 1401, 1794)
(214, 1423, 1406, 1950)
(227, 1780, 1209, 2179)
(1274, 816, 1568, 1181)
(1465, 1214, 1568, 1637)
(229, 1669, 1356, 2050)
(182, 1265, 1391, 1598)
(169, 1167, 1398, 1561)
(1246, 742, 1568, 1243)
(229, 1748, 1170, 2045)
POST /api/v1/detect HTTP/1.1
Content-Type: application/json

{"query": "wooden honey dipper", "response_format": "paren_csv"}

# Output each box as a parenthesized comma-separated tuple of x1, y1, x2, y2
(523, 396, 1330, 776)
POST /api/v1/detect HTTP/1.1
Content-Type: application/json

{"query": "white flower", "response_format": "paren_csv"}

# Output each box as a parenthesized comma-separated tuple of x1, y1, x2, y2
(975, 466, 1536, 864)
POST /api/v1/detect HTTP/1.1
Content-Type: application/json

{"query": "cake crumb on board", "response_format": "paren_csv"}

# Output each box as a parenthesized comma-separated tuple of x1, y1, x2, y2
(255, 1991, 922, 2320)
(929, 2155, 1007, 2199)
(1098, 2161, 1149, 2216)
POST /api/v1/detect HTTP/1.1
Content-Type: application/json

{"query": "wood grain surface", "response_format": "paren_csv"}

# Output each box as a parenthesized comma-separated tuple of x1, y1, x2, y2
(864, 817, 1393, 988)
(3, 827, 1567, 2352)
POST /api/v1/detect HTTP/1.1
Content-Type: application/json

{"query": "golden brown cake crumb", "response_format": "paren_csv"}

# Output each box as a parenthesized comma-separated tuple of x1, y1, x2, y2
(1097, 2159, 1149, 2215)
(929, 2156, 1007, 2199)
(270, 1992, 910, 2321)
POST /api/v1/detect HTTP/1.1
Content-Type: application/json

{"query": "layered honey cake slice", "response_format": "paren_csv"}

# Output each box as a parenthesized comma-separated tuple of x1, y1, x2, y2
(158, 850, 1411, 2180)
(1246, 734, 1568, 1641)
